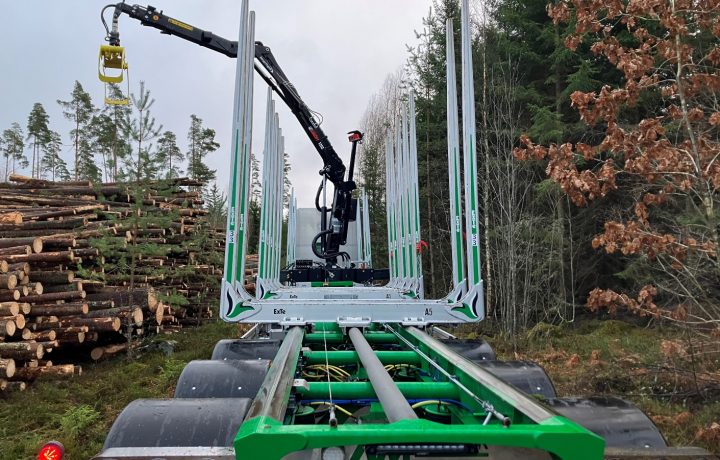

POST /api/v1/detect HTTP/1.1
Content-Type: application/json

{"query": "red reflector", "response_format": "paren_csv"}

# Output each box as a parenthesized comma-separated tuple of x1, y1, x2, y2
(309, 129, 320, 141)
(38, 441, 64, 460)
(349, 133, 361, 142)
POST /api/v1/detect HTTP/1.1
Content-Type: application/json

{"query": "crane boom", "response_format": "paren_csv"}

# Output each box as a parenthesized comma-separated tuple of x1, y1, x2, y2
(102, 2, 359, 263)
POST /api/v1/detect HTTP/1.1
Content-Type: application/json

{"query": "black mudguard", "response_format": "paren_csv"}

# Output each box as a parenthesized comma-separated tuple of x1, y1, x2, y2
(174, 359, 270, 399)
(474, 360, 557, 399)
(211, 338, 282, 360)
(545, 396, 668, 449)
(442, 338, 496, 361)
(103, 398, 251, 448)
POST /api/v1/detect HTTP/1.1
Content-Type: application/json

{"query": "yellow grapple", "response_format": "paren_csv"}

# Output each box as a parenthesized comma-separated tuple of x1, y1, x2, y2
(98, 45, 129, 105)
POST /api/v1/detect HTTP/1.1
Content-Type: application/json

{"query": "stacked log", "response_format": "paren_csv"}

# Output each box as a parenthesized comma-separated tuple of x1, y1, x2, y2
(0, 175, 230, 389)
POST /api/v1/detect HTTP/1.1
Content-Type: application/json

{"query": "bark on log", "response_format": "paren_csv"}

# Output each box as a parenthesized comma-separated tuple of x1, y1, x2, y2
(90, 343, 128, 361)
(6, 262, 29, 275)
(73, 248, 99, 258)
(85, 288, 157, 311)
(81, 280, 105, 293)
(39, 236, 75, 250)
(8, 174, 91, 186)
(29, 321, 61, 331)
(25, 330, 56, 341)
(0, 246, 31, 257)
(29, 304, 88, 316)
(0, 302, 19, 316)
(86, 300, 115, 310)
(0, 342, 43, 360)
(37, 340, 58, 350)
(0, 237, 42, 253)
(85, 307, 142, 325)
(21, 290, 85, 303)
(51, 326, 88, 333)
(60, 317, 120, 332)
(29, 271, 74, 284)
(0, 290, 20, 301)
(10, 364, 77, 381)
(1, 251, 74, 264)
(42, 282, 83, 294)
(56, 332, 85, 344)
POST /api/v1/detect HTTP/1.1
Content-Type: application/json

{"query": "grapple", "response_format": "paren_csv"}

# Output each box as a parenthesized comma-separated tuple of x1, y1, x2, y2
(98, 44, 129, 105)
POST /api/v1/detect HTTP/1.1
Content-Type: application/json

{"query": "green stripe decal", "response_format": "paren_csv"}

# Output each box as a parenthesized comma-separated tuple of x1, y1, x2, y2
(453, 148, 464, 285)
(235, 142, 249, 282)
(469, 136, 480, 283)
(224, 130, 240, 283)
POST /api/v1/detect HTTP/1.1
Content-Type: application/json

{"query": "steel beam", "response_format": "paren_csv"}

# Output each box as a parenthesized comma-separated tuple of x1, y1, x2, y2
(244, 326, 304, 422)
(348, 327, 416, 422)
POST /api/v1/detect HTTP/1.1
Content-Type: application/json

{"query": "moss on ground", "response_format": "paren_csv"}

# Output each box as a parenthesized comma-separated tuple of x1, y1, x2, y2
(0, 321, 238, 460)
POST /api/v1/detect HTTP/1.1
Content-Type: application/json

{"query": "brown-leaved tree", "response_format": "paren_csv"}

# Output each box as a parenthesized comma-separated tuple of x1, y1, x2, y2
(515, 0, 720, 330)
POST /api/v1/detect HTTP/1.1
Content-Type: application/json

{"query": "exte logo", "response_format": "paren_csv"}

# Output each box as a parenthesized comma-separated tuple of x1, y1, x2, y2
(274, 308, 286, 315)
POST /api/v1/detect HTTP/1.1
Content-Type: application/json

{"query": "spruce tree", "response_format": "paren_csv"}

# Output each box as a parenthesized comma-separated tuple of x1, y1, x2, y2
(57, 81, 97, 180)
(156, 131, 184, 179)
(205, 182, 227, 229)
(1, 123, 25, 181)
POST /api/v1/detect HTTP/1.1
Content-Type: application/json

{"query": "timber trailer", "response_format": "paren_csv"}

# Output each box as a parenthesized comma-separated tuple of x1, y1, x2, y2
(54, 1, 713, 459)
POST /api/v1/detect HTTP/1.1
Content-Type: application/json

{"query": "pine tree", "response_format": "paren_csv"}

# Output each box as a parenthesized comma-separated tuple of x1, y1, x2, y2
(156, 131, 184, 179)
(122, 81, 162, 181)
(26, 103, 51, 179)
(1, 123, 25, 181)
(91, 113, 117, 182)
(57, 81, 97, 180)
(102, 84, 132, 181)
(186, 114, 218, 189)
(40, 130, 70, 181)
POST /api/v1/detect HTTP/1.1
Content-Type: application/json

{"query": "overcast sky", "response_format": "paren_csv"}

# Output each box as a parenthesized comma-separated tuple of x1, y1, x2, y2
(0, 1, 432, 206)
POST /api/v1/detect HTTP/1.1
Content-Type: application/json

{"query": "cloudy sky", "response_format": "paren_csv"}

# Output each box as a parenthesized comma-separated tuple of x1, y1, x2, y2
(0, 1, 432, 206)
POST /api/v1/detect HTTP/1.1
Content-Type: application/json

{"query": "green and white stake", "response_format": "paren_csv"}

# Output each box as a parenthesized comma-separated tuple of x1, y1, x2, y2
(221, 2, 254, 319)
(446, 18, 466, 302)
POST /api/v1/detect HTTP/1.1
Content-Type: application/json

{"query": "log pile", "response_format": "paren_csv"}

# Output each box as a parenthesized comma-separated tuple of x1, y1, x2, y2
(0, 174, 232, 390)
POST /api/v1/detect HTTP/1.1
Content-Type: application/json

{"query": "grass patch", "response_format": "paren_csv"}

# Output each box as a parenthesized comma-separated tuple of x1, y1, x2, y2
(0, 321, 238, 460)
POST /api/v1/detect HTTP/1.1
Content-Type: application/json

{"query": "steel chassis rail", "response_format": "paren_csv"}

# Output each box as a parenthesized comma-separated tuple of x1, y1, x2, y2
(234, 324, 605, 460)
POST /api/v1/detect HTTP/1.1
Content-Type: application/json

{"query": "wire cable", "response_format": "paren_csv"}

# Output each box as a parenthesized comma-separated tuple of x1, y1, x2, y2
(308, 402, 355, 418)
